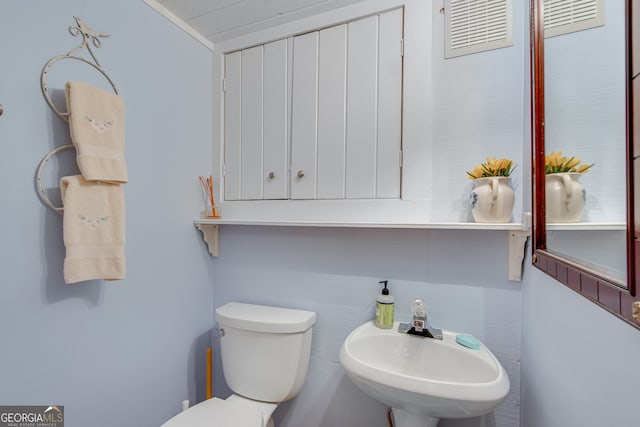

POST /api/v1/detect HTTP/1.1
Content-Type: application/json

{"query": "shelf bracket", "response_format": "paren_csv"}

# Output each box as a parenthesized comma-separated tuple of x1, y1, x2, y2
(508, 230, 530, 281)
(195, 223, 219, 257)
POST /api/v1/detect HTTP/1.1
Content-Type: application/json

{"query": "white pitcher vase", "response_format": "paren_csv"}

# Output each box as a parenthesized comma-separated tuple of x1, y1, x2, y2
(469, 177, 515, 223)
(545, 172, 585, 222)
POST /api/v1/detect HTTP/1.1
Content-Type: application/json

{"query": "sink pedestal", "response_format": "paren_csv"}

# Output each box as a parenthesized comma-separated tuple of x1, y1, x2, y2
(392, 408, 439, 427)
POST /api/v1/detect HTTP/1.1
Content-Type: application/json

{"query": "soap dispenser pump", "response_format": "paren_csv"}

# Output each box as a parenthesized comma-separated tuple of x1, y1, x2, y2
(375, 280, 395, 329)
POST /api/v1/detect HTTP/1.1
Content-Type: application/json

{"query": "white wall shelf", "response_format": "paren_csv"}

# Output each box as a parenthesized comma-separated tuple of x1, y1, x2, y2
(194, 218, 526, 230)
(194, 219, 623, 230)
(193, 218, 532, 281)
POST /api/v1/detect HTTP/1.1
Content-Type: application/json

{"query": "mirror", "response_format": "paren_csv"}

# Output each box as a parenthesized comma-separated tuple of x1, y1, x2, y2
(531, 0, 638, 324)
(544, 0, 627, 286)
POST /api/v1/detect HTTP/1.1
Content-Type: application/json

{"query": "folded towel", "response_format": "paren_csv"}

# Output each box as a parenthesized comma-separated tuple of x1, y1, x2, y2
(60, 175, 126, 284)
(65, 81, 128, 183)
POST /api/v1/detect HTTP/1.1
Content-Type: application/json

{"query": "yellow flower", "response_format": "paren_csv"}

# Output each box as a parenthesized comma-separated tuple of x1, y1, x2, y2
(467, 157, 515, 180)
(545, 151, 593, 174)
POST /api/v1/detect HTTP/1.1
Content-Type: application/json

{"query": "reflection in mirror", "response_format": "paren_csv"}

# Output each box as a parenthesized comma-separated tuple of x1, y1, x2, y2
(531, 0, 639, 327)
(546, 228, 627, 283)
(543, 0, 628, 288)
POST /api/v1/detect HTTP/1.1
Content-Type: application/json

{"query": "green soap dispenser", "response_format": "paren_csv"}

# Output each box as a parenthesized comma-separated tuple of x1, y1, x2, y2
(375, 280, 395, 329)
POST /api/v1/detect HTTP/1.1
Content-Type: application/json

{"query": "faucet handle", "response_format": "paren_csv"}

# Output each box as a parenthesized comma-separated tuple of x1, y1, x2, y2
(412, 299, 426, 318)
(412, 299, 426, 331)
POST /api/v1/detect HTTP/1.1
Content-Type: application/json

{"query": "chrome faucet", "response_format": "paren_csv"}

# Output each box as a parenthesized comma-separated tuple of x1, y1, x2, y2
(398, 299, 443, 340)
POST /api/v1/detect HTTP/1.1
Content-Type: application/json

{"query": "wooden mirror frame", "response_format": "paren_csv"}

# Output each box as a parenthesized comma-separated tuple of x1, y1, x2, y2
(531, 0, 640, 328)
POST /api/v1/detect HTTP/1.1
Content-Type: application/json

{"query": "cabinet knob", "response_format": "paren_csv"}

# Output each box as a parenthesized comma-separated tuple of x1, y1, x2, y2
(0, 104, 4, 117)
(297, 170, 305, 178)
(268, 171, 276, 180)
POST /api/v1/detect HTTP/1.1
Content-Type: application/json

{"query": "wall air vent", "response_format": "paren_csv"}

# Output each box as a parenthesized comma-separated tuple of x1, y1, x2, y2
(444, 0, 513, 58)
(544, 0, 604, 38)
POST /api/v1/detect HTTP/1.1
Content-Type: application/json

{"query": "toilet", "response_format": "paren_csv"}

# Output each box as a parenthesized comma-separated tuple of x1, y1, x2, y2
(162, 302, 317, 427)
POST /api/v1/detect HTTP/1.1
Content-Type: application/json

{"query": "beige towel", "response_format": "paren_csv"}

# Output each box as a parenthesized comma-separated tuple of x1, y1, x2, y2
(65, 82, 128, 183)
(60, 175, 125, 284)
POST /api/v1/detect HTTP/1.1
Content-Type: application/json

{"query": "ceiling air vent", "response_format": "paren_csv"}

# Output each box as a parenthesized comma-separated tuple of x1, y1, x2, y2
(444, 0, 513, 58)
(544, 0, 604, 38)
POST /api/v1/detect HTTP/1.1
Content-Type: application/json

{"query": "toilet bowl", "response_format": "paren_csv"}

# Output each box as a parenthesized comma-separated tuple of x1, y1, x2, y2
(161, 302, 316, 427)
(160, 395, 276, 427)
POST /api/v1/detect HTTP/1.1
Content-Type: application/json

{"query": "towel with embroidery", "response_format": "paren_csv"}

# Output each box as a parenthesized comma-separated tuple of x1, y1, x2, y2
(60, 175, 125, 284)
(65, 81, 128, 183)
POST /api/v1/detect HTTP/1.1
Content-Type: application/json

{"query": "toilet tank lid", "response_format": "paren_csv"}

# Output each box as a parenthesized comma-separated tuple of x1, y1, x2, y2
(216, 302, 316, 333)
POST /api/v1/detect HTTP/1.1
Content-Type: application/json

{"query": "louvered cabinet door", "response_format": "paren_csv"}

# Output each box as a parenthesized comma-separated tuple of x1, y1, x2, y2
(223, 40, 289, 200)
(226, 8, 403, 202)
(291, 8, 403, 200)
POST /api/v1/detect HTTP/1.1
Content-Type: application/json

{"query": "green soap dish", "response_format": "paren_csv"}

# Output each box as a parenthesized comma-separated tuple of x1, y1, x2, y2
(455, 334, 480, 350)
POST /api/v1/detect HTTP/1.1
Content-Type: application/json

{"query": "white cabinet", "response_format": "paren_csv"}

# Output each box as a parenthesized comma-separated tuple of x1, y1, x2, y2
(223, 8, 403, 201)
(224, 40, 289, 200)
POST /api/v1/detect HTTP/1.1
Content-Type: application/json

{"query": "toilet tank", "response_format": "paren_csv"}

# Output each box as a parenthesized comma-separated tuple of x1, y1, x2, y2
(215, 302, 316, 403)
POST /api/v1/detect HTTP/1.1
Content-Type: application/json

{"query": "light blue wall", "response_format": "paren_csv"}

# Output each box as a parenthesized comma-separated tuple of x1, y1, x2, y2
(0, 1, 214, 426)
(212, 227, 522, 427)
(521, 265, 640, 427)
(2, 2, 638, 427)
(519, 1, 640, 425)
(430, 0, 528, 223)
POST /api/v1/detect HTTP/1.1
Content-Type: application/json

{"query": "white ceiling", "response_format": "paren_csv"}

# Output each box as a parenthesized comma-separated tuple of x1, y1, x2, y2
(154, 0, 365, 44)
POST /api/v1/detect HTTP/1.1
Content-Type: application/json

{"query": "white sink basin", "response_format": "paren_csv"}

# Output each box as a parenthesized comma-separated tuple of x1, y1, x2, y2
(339, 321, 509, 427)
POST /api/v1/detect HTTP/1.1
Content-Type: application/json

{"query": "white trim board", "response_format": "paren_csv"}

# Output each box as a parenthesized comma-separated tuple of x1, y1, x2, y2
(141, 0, 215, 51)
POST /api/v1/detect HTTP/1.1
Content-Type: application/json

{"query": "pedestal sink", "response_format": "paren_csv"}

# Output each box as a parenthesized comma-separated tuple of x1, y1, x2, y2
(339, 321, 509, 427)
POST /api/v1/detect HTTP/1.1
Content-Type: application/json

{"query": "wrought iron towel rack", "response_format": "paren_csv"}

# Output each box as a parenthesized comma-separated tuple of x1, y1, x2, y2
(37, 17, 118, 214)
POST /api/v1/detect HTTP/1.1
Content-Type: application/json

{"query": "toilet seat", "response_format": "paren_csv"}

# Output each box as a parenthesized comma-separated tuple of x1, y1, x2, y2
(161, 397, 264, 427)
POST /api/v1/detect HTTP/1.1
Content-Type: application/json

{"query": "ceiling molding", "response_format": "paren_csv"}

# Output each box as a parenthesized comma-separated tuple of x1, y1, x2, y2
(142, 0, 215, 51)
